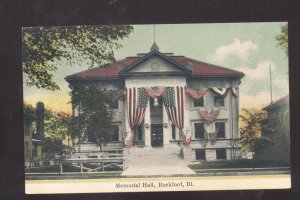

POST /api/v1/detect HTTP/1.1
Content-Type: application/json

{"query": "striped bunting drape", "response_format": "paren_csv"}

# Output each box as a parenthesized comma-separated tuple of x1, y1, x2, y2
(211, 87, 237, 98)
(198, 109, 220, 124)
(186, 88, 207, 99)
(125, 87, 148, 133)
(162, 86, 185, 130)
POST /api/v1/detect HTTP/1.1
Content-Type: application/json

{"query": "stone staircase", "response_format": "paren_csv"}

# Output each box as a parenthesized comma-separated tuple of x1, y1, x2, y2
(121, 144, 196, 176)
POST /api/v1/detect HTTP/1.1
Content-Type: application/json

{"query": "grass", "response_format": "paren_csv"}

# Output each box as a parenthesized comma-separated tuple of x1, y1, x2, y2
(25, 164, 81, 173)
(188, 160, 290, 170)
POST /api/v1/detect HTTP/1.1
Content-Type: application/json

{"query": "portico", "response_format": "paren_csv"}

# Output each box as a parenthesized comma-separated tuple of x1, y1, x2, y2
(124, 76, 188, 148)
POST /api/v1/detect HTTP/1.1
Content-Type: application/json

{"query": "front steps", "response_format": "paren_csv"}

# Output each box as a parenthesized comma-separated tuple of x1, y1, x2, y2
(121, 144, 196, 176)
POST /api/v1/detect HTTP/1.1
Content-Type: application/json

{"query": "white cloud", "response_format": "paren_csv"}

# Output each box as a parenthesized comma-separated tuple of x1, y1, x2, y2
(240, 61, 276, 80)
(211, 39, 258, 62)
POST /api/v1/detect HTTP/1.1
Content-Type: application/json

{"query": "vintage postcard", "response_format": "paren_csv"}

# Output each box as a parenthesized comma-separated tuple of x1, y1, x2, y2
(23, 23, 290, 194)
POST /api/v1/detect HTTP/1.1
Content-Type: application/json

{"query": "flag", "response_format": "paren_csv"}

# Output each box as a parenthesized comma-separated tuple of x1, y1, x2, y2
(125, 87, 148, 132)
(163, 86, 185, 130)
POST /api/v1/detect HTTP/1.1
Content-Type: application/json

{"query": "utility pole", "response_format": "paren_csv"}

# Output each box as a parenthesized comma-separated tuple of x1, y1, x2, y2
(153, 24, 156, 42)
(269, 65, 273, 103)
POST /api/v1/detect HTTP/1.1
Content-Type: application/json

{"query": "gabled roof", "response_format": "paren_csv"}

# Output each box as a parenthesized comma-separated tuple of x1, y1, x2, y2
(172, 56, 244, 77)
(119, 50, 192, 75)
(65, 51, 244, 81)
(65, 57, 139, 80)
(262, 95, 289, 111)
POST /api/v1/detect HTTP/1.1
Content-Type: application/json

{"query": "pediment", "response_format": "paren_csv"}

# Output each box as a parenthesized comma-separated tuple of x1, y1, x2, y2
(120, 51, 191, 76)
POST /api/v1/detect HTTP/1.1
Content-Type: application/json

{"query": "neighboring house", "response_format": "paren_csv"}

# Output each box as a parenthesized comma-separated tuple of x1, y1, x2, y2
(262, 95, 290, 161)
(24, 102, 44, 167)
(65, 43, 245, 161)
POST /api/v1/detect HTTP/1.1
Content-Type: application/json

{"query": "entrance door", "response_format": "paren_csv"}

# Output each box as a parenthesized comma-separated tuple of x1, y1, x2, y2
(151, 124, 163, 147)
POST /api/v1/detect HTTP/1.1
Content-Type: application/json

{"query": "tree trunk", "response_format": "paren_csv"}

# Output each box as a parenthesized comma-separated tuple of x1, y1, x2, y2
(99, 134, 103, 152)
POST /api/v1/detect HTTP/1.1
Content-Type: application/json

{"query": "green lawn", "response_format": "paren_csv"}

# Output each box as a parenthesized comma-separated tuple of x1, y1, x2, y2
(25, 164, 82, 173)
(188, 160, 290, 170)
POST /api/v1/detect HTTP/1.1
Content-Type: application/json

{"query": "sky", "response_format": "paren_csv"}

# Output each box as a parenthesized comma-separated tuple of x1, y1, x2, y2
(23, 22, 289, 113)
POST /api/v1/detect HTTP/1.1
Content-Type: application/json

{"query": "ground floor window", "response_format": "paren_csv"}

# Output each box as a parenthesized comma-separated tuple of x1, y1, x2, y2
(137, 124, 143, 141)
(25, 142, 29, 156)
(32, 144, 38, 157)
(216, 148, 226, 160)
(172, 124, 176, 139)
(195, 149, 206, 160)
(87, 127, 96, 142)
(111, 125, 119, 142)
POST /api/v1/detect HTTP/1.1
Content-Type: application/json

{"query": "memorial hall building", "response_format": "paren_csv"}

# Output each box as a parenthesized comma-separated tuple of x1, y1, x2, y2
(65, 43, 245, 161)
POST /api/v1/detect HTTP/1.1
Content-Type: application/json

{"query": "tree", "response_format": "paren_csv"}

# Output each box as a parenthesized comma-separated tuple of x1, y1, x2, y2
(42, 110, 75, 158)
(24, 103, 36, 122)
(239, 108, 274, 159)
(71, 83, 117, 151)
(22, 25, 133, 90)
(275, 23, 288, 57)
(24, 103, 74, 159)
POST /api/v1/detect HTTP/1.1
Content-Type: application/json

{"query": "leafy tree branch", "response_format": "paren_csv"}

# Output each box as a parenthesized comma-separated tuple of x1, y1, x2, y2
(22, 25, 133, 90)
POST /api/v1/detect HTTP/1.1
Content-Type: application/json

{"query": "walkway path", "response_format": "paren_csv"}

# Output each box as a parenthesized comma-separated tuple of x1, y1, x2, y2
(121, 145, 196, 176)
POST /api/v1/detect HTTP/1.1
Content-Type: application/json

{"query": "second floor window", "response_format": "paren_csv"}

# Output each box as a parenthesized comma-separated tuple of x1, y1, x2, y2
(193, 97, 204, 107)
(214, 96, 224, 107)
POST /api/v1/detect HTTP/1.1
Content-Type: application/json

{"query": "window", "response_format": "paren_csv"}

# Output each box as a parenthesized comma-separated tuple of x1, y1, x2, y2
(215, 122, 225, 138)
(32, 144, 38, 157)
(214, 96, 224, 107)
(87, 127, 96, 142)
(172, 124, 176, 139)
(25, 142, 29, 156)
(193, 97, 204, 107)
(137, 124, 143, 141)
(216, 149, 226, 160)
(194, 123, 205, 139)
(110, 99, 119, 109)
(24, 123, 30, 136)
(111, 125, 119, 142)
(195, 149, 206, 160)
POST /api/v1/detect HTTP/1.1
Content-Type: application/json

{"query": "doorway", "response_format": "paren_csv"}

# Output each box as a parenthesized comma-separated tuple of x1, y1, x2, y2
(151, 124, 163, 147)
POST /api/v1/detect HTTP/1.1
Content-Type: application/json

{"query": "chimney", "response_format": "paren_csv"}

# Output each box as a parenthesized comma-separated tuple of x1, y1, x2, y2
(36, 102, 44, 139)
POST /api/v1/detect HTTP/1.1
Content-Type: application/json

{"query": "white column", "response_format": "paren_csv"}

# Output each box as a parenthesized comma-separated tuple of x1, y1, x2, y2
(144, 99, 151, 147)
(184, 92, 191, 139)
(124, 105, 131, 139)
(163, 104, 170, 145)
